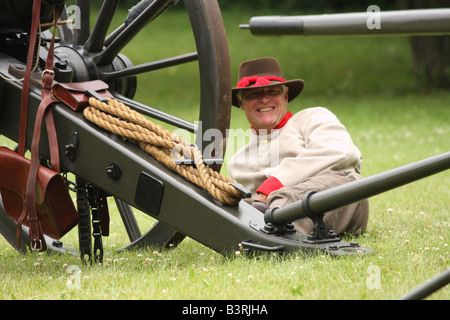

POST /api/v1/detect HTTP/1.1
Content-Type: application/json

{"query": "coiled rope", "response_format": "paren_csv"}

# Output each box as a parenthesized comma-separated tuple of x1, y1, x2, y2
(83, 97, 244, 206)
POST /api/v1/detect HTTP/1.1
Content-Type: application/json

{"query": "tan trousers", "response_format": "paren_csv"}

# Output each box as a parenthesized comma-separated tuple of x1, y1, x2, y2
(267, 171, 369, 236)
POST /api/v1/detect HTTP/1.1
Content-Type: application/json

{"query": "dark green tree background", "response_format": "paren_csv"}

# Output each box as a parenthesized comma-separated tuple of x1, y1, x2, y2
(116, 0, 449, 90)
(397, 0, 450, 90)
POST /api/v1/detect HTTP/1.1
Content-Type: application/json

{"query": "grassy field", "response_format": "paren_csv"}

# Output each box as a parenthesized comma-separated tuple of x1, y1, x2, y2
(0, 4, 449, 301)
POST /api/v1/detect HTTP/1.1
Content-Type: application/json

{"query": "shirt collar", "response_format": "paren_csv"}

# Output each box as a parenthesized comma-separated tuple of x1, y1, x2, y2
(251, 111, 293, 134)
(274, 111, 292, 129)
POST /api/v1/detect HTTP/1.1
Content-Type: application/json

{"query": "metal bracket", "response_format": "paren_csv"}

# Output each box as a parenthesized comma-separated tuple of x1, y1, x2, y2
(260, 221, 296, 235)
(65, 131, 79, 162)
(239, 240, 286, 255)
(230, 183, 252, 198)
(260, 191, 340, 243)
(300, 191, 339, 242)
(106, 162, 122, 180)
(85, 89, 108, 103)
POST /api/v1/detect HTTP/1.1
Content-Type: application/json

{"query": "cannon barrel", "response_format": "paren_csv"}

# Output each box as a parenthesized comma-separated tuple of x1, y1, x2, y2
(399, 269, 450, 300)
(240, 8, 450, 37)
(265, 152, 450, 226)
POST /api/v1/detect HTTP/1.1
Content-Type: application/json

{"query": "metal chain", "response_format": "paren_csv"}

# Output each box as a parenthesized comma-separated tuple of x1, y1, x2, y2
(87, 185, 104, 264)
(76, 177, 92, 264)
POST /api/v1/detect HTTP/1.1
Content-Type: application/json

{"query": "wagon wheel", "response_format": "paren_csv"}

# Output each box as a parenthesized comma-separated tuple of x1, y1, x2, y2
(0, 0, 232, 255)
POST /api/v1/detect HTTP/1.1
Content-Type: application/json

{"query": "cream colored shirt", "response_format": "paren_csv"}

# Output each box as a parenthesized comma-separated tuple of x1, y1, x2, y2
(227, 107, 362, 201)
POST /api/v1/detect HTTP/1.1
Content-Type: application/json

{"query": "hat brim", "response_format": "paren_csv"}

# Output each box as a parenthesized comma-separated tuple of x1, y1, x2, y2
(231, 79, 305, 107)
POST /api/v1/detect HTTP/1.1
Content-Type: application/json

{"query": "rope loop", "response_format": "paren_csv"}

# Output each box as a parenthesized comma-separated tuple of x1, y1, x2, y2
(83, 98, 244, 206)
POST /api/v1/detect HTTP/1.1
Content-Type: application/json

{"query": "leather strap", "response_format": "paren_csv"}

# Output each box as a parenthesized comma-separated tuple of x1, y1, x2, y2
(41, 4, 61, 172)
(23, 94, 58, 250)
(18, 0, 42, 156)
(16, 2, 62, 251)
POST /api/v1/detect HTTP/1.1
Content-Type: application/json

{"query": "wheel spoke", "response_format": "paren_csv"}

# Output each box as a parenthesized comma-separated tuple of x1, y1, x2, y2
(84, 0, 121, 53)
(114, 198, 141, 242)
(114, 93, 197, 132)
(104, 24, 126, 48)
(94, 0, 174, 65)
(100, 52, 198, 81)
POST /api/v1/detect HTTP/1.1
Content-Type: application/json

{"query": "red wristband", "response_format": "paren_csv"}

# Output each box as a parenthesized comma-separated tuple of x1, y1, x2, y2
(256, 176, 284, 196)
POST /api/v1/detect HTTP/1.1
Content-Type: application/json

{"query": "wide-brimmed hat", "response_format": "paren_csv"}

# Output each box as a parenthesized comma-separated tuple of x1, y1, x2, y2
(232, 57, 305, 107)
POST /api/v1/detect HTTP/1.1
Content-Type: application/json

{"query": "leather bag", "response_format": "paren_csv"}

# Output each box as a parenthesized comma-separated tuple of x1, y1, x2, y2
(0, 146, 79, 242)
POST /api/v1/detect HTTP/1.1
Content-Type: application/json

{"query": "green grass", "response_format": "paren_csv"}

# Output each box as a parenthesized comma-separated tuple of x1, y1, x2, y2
(0, 6, 449, 300)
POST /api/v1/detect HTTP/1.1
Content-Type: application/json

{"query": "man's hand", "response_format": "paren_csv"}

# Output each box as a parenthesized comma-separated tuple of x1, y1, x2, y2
(255, 193, 268, 203)
(252, 193, 270, 213)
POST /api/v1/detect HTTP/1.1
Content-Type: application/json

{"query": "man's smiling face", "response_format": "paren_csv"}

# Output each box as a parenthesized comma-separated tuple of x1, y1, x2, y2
(238, 85, 289, 133)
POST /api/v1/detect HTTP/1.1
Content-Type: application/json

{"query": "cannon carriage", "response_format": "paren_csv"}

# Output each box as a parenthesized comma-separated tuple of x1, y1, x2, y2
(0, 0, 448, 268)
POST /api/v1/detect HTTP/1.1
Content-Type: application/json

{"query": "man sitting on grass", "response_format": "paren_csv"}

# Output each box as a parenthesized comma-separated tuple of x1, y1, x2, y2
(228, 57, 369, 236)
